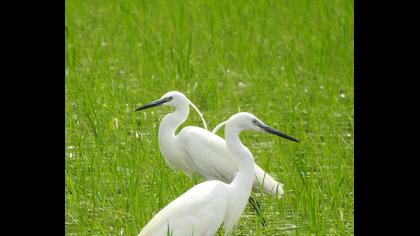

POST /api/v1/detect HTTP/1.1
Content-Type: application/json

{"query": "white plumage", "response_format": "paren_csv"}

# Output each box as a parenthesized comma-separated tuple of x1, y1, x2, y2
(135, 91, 285, 198)
(138, 112, 299, 236)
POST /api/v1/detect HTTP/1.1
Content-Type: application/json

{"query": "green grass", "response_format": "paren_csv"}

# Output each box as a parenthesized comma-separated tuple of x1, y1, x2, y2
(65, 0, 353, 235)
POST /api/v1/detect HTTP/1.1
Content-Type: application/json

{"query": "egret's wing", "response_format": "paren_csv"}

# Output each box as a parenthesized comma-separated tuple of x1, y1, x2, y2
(138, 181, 227, 236)
(178, 126, 284, 198)
(253, 163, 284, 198)
(177, 126, 238, 183)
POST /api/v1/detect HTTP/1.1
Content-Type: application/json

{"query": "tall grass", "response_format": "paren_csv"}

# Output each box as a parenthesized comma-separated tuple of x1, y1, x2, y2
(66, 0, 353, 235)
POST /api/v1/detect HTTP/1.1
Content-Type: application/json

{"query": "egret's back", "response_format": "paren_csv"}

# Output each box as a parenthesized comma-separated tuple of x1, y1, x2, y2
(178, 126, 237, 182)
(177, 126, 284, 197)
(138, 181, 228, 236)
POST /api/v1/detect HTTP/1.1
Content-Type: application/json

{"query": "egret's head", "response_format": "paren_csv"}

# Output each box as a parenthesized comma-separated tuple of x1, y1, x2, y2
(134, 91, 208, 130)
(134, 91, 188, 111)
(160, 91, 189, 107)
(228, 112, 263, 132)
(216, 112, 299, 142)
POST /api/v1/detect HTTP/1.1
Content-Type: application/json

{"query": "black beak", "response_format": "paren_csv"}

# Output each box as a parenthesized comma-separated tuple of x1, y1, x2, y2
(255, 121, 300, 142)
(134, 97, 172, 111)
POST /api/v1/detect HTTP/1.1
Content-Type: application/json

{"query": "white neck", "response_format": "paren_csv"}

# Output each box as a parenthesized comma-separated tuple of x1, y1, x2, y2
(223, 123, 255, 233)
(158, 103, 189, 140)
(225, 125, 255, 192)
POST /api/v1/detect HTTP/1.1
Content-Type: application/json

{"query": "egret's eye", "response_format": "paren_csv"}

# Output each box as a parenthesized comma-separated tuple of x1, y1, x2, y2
(167, 96, 174, 101)
(252, 119, 258, 125)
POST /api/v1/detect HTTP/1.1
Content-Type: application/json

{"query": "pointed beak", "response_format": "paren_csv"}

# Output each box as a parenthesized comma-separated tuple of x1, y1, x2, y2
(255, 121, 300, 142)
(134, 97, 172, 111)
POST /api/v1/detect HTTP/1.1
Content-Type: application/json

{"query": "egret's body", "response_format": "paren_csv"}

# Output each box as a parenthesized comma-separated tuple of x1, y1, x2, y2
(138, 181, 228, 236)
(138, 112, 299, 236)
(136, 91, 291, 197)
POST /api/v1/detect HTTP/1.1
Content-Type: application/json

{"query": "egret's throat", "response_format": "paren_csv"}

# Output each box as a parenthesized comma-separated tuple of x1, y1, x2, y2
(159, 104, 190, 138)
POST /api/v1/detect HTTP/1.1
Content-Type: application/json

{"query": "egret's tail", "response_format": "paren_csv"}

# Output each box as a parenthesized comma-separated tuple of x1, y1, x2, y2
(253, 164, 284, 198)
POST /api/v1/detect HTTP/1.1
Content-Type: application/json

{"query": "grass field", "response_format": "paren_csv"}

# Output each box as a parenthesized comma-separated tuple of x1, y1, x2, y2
(65, 0, 354, 235)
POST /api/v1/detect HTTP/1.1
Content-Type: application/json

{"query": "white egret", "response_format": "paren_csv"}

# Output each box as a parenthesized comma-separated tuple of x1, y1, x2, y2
(135, 91, 297, 198)
(138, 112, 299, 236)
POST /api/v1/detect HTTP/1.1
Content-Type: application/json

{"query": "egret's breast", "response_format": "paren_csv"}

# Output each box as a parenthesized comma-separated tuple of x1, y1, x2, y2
(158, 136, 196, 176)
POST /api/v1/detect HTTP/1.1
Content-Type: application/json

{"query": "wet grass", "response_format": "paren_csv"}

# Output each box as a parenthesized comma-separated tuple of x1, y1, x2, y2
(65, 0, 353, 235)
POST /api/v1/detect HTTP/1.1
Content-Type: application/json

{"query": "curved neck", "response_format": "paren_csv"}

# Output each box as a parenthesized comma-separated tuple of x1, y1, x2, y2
(158, 103, 189, 138)
(225, 124, 255, 192)
(223, 123, 255, 233)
